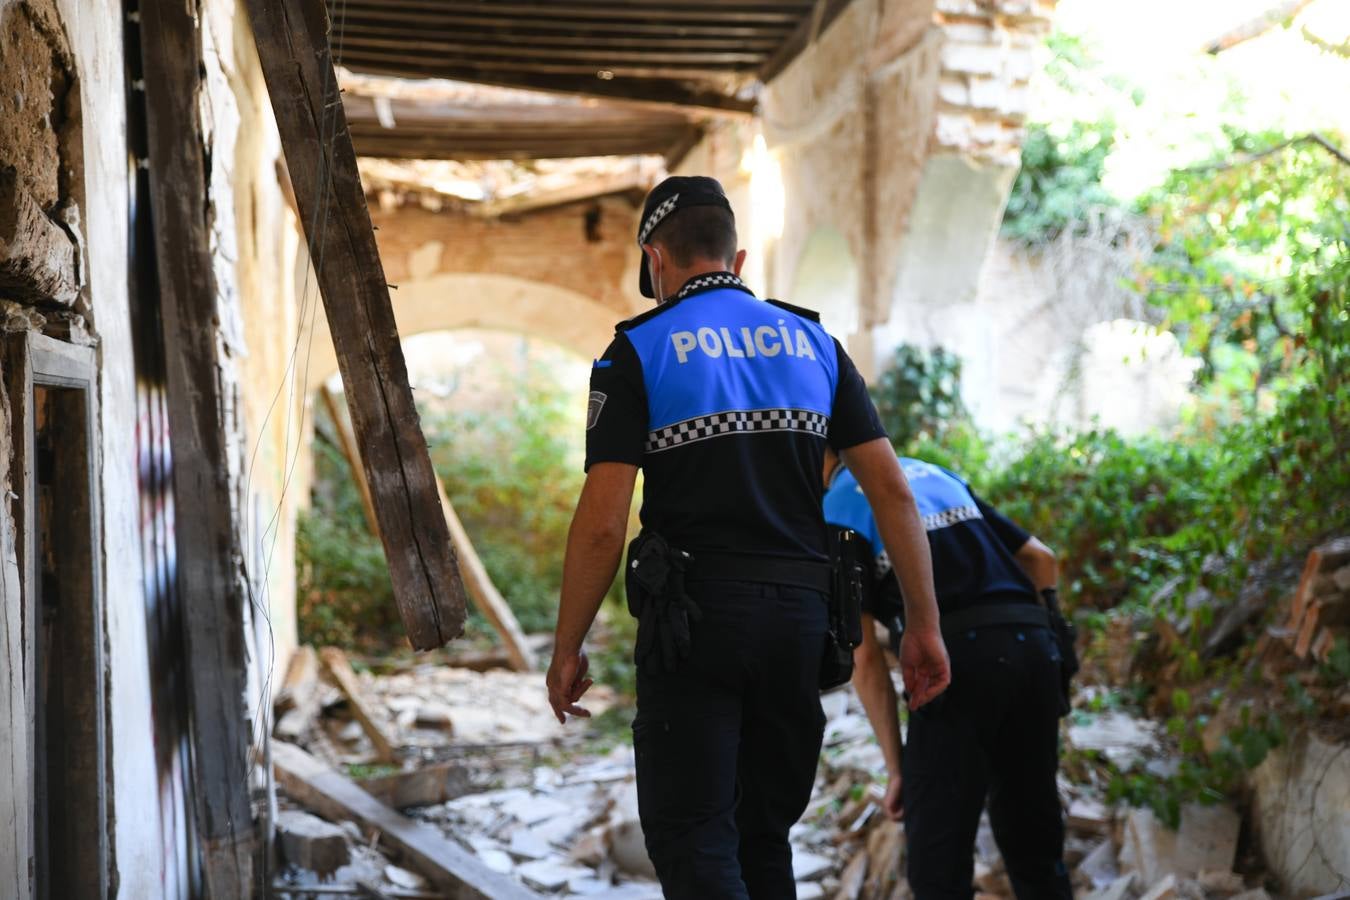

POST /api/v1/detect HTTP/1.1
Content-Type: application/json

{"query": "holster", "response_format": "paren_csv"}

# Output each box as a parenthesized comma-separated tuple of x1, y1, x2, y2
(821, 529, 867, 690)
(625, 532, 702, 675)
(1041, 588, 1080, 717)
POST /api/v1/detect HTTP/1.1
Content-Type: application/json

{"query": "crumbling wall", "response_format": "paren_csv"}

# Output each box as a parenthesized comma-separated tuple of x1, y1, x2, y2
(0, 0, 83, 314)
(371, 198, 642, 323)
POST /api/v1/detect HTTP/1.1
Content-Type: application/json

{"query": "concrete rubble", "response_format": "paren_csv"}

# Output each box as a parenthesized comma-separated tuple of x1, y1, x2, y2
(271, 652, 1306, 899)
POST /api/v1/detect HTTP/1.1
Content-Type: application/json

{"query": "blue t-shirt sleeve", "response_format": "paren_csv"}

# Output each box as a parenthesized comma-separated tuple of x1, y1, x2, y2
(828, 340, 888, 450)
(973, 493, 1031, 552)
(584, 334, 647, 471)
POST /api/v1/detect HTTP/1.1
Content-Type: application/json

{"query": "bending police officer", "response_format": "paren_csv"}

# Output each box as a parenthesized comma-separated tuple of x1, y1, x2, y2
(546, 176, 952, 899)
(824, 452, 1075, 900)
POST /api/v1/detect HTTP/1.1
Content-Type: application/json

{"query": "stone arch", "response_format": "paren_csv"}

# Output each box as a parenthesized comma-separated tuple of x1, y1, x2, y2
(788, 226, 861, 342)
(304, 272, 620, 390)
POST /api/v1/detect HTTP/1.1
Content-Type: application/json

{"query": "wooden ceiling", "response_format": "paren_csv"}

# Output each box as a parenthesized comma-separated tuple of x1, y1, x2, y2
(329, 0, 856, 164)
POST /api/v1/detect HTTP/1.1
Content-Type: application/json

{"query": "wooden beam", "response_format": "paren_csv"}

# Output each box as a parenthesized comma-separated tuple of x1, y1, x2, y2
(244, 0, 468, 650)
(275, 646, 323, 744)
(340, 60, 756, 115)
(0, 168, 79, 306)
(336, 34, 768, 66)
(333, 7, 794, 37)
(1203, 0, 1316, 54)
(272, 741, 540, 899)
(318, 386, 380, 538)
(319, 647, 398, 763)
(435, 478, 538, 672)
(336, 22, 783, 50)
(136, 2, 257, 895)
(337, 1, 807, 24)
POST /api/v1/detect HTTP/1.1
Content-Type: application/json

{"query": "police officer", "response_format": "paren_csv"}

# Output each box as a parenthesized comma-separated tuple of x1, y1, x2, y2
(545, 175, 952, 899)
(823, 452, 1074, 900)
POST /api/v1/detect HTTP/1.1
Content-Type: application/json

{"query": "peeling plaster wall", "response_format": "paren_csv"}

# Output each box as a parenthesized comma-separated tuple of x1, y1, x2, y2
(0, 0, 305, 892)
(42, 1, 159, 896)
(200, 0, 306, 695)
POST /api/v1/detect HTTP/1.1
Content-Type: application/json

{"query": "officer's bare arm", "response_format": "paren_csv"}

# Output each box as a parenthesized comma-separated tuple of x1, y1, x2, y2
(556, 462, 638, 656)
(841, 437, 950, 708)
(852, 614, 903, 788)
(1014, 536, 1058, 592)
(841, 438, 940, 633)
(548, 462, 638, 722)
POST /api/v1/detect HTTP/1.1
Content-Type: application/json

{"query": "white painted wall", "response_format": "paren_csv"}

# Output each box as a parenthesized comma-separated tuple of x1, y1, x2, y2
(49, 1, 173, 895)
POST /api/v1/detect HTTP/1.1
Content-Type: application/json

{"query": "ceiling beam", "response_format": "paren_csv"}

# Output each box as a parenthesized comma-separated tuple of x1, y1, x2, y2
(335, 1, 810, 23)
(340, 59, 757, 115)
(337, 34, 769, 66)
(333, 9, 788, 38)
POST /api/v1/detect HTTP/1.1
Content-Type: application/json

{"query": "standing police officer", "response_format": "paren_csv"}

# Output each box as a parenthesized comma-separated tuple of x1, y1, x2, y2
(823, 452, 1074, 900)
(545, 176, 952, 898)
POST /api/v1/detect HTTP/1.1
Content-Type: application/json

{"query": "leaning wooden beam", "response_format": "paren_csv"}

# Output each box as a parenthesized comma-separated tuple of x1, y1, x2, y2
(1203, 0, 1316, 54)
(137, 2, 256, 895)
(321, 383, 536, 672)
(272, 741, 540, 899)
(244, 0, 467, 650)
(318, 385, 379, 538)
(319, 647, 397, 763)
(436, 477, 538, 672)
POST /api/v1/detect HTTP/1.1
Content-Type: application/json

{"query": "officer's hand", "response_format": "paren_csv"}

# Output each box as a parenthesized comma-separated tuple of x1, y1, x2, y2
(899, 626, 950, 711)
(883, 773, 904, 822)
(546, 649, 594, 724)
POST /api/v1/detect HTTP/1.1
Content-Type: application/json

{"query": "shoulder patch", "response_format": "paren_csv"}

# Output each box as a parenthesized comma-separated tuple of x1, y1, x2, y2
(586, 391, 607, 430)
(766, 298, 821, 323)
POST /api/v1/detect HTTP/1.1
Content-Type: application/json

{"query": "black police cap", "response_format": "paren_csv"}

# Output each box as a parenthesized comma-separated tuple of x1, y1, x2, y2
(636, 175, 734, 299)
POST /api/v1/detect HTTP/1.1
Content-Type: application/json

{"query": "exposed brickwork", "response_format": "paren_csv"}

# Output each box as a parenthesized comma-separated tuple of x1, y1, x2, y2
(370, 196, 642, 322)
(934, 0, 1056, 165)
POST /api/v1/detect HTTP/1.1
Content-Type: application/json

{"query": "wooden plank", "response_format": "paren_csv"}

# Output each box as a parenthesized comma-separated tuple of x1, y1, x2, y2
(1289, 547, 1324, 629)
(272, 741, 540, 899)
(1, 335, 36, 900)
(355, 762, 473, 809)
(318, 386, 380, 538)
(1294, 599, 1321, 658)
(136, 2, 257, 894)
(333, 8, 793, 37)
(244, 0, 468, 650)
(339, 60, 757, 115)
(337, 34, 768, 65)
(435, 478, 538, 672)
(318, 647, 397, 763)
(275, 646, 324, 744)
(0, 168, 79, 306)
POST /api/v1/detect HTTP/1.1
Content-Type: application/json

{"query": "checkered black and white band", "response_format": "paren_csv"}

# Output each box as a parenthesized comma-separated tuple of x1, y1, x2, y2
(674, 272, 751, 300)
(922, 504, 982, 532)
(638, 193, 680, 245)
(646, 408, 829, 454)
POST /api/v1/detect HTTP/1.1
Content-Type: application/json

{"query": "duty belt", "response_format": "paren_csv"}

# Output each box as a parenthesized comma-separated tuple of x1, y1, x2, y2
(684, 552, 832, 592)
(939, 603, 1050, 637)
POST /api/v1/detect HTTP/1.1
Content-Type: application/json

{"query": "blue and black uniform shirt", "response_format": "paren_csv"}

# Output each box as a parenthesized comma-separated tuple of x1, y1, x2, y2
(823, 456, 1038, 618)
(586, 272, 886, 563)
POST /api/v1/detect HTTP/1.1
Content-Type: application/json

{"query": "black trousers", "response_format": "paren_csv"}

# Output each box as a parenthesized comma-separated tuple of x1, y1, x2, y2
(903, 623, 1073, 900)
(632, 580, 828, 899)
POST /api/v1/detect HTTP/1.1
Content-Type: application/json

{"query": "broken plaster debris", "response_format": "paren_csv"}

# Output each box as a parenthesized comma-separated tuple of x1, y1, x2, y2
(274, 654, 1290, 899)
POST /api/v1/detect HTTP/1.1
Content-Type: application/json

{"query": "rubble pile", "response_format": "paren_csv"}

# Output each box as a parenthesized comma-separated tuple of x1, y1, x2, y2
(269, 647, 1306, 899)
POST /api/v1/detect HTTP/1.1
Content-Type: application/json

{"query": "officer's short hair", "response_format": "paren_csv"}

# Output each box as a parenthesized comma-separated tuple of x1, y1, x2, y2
(649, 206, 738, 268)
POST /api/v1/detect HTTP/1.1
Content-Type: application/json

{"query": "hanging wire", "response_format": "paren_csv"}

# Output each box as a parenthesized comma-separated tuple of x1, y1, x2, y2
(235, 0, 353, 880)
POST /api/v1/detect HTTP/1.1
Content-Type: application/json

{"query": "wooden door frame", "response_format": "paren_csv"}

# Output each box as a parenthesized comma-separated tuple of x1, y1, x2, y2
(4, 330, 108, 899)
